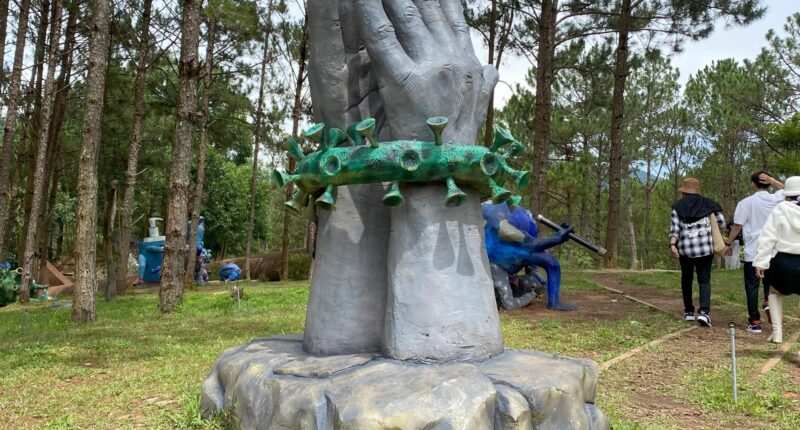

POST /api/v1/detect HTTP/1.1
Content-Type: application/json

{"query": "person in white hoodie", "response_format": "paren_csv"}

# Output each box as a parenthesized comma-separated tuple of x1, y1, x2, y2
(753, 176, 800, 344)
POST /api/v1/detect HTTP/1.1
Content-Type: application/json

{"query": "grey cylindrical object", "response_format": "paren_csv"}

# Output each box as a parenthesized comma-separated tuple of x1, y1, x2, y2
(303, 184, 391, 355)
(384, 184, 504, 362)
(729, 322, 737, 403)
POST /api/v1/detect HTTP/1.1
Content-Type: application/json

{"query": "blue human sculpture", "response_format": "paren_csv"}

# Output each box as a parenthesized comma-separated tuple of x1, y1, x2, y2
(482, 202, 577, 311)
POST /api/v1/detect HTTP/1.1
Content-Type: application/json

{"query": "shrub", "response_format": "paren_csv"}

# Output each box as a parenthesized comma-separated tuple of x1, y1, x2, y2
(288, 253, 313, 281)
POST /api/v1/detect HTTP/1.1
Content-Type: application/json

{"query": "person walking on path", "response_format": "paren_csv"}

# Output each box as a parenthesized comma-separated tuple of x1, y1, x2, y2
(724, 171, 784, 334)
(669, 178, 726, 327)
(753, 176, 800, 345)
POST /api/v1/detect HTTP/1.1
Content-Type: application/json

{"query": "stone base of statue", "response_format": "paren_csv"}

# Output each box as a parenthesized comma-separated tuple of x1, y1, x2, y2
(200, 335, 610, 430)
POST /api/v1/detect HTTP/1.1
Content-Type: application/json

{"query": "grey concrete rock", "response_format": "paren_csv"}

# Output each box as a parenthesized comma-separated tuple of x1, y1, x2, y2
(494, 385, 532, 429)
(201, 336, 610, 430)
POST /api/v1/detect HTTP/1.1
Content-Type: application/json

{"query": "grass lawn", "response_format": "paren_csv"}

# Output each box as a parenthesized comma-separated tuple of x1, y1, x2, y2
(1, 270, 798, 429)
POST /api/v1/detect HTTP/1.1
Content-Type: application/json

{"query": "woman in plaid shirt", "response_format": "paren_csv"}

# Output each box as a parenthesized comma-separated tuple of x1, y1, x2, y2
(669, 178, 726, 327)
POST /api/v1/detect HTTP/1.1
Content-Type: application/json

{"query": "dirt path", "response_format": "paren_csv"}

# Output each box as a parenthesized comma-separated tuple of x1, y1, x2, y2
(586, 272, 799, 429)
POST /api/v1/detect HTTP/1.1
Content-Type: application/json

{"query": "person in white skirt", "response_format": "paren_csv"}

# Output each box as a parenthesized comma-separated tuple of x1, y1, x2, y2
(753, 176, 800, 345)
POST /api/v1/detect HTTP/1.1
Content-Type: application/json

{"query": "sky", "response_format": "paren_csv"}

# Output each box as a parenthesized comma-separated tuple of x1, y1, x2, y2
(484, 1, 800, 109)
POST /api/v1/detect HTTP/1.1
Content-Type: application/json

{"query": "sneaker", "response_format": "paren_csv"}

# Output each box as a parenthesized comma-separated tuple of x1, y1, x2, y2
(763, 302, 771, 325)
(697, 311, 711, 327)
(747, 320, 762, 333)
(683, 312, 696, 321)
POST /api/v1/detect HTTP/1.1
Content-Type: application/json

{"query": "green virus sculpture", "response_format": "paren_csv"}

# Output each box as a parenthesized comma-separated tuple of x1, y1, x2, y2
(271, 117, 530, 212)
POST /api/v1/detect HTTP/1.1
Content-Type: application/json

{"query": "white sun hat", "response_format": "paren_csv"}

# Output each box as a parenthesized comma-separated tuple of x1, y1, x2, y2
(784, 176, 800, 197)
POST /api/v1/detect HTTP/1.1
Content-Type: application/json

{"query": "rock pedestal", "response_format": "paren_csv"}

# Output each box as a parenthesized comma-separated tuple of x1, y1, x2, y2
(201, 335, 610, 430)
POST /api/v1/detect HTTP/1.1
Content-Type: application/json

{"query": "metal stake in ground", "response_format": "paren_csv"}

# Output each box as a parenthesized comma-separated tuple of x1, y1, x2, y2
(729, 322, 737, 403)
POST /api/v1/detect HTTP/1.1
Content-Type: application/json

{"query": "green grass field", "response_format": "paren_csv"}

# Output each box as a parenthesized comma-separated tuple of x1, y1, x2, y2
(1, 271, 798, 429)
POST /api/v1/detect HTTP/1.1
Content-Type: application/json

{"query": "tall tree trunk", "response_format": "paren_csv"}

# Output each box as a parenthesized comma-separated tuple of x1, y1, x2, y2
(31, 0, 52, 132)
(18, 0, 50, 264)
(626, 179, 637, 270)
(20, 136, 36, 260)
(604, 0, 631, 268)
(246, 1, 274, 281)
(593, 142, 604, 245)
(184, 18, 215, 287)
(0, 0, 32, 256)
(531, 0, 557, 215)
(158, 0, 203, 313)
(37, 4, 77, 270)
(306, 218, 316, 254)
(0, 0, 9, 94)
(279, 19, 308, 281)
(19, 0, 63, 302)
(71, 0, 112, 323)
(643, 157, 653, 268)
(482, 1, 514, 147)
(1, 150, 24, 261)
(5, 101, 34, 262)
(103, 181, 118, 300)
(482, 0, 497, 147)
(117, 0, 153, 294)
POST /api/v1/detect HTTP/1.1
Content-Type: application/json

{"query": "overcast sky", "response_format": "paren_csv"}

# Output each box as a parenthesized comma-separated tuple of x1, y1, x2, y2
(485, 1, 800, 108)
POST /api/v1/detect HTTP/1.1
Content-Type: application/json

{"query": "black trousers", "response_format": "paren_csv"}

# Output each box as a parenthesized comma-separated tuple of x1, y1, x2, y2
(743, 262, 767, 323)
(679, 254, 713, 314)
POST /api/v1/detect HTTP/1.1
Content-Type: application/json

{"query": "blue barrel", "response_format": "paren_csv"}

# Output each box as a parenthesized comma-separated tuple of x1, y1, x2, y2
(137, 240, 165, 283)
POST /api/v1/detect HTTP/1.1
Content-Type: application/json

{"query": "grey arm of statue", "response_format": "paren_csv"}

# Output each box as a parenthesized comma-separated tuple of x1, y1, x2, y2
(303, 0, 391, 355)
(355, 0, 503, 361)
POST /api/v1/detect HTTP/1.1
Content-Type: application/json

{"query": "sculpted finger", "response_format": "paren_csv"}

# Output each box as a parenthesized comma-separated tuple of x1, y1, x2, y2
(308, 0, 344, 59)
(356, 0, 415, 81)
(382, 0, 431, 59)
(339, 0, 362, 55)
(474, 64, 499, 127)
(440, 0, 473, 49)
(413, 0, 456, 46)
(480, 64, 499, 101)
(308, 0, 348, 125)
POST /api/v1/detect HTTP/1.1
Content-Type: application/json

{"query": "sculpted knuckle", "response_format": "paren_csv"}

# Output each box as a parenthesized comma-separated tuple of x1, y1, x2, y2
(402, 4, 422, 21)
(374, 23, 396, 43)
(396, 67, 418, 90)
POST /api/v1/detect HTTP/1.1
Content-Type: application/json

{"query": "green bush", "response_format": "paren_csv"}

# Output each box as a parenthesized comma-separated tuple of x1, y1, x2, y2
(288, 253, 313, 281)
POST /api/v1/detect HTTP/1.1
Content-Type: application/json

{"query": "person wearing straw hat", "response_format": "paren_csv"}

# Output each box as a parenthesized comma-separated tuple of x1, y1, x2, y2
(669, 178, 726, 327)
(753, 176, 800, 344)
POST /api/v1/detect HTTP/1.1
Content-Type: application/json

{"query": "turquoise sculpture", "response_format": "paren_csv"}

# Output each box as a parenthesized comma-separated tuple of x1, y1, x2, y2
(271, 117, 530, 211)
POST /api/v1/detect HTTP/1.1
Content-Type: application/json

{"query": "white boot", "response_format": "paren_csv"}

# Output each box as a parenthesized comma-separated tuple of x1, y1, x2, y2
(767, 294, 783, 344)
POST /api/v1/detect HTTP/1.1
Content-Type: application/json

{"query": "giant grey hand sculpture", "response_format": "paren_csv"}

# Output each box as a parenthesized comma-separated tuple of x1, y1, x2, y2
(304, 0, 503, 362)
(355, 0, 498, 143)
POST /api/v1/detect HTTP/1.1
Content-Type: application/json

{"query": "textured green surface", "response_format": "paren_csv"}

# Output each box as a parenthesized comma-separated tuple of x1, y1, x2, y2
(272, 117, 530, 211)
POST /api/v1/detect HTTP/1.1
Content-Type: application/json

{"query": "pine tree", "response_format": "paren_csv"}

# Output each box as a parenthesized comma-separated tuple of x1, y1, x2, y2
(20, 0, 64, 301)
(117, 0, 154, 294)
(0, 0, 33, 256)
(71, 0, 113, 322)
(279, 15, 308, 281)
(159, 0, 203, 313)
(246, 0, 275, 281)
(185, 15, 216, 286)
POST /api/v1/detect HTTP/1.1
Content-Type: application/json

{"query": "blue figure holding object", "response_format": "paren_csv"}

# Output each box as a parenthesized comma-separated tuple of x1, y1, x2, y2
(482, 202, 577, 311)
